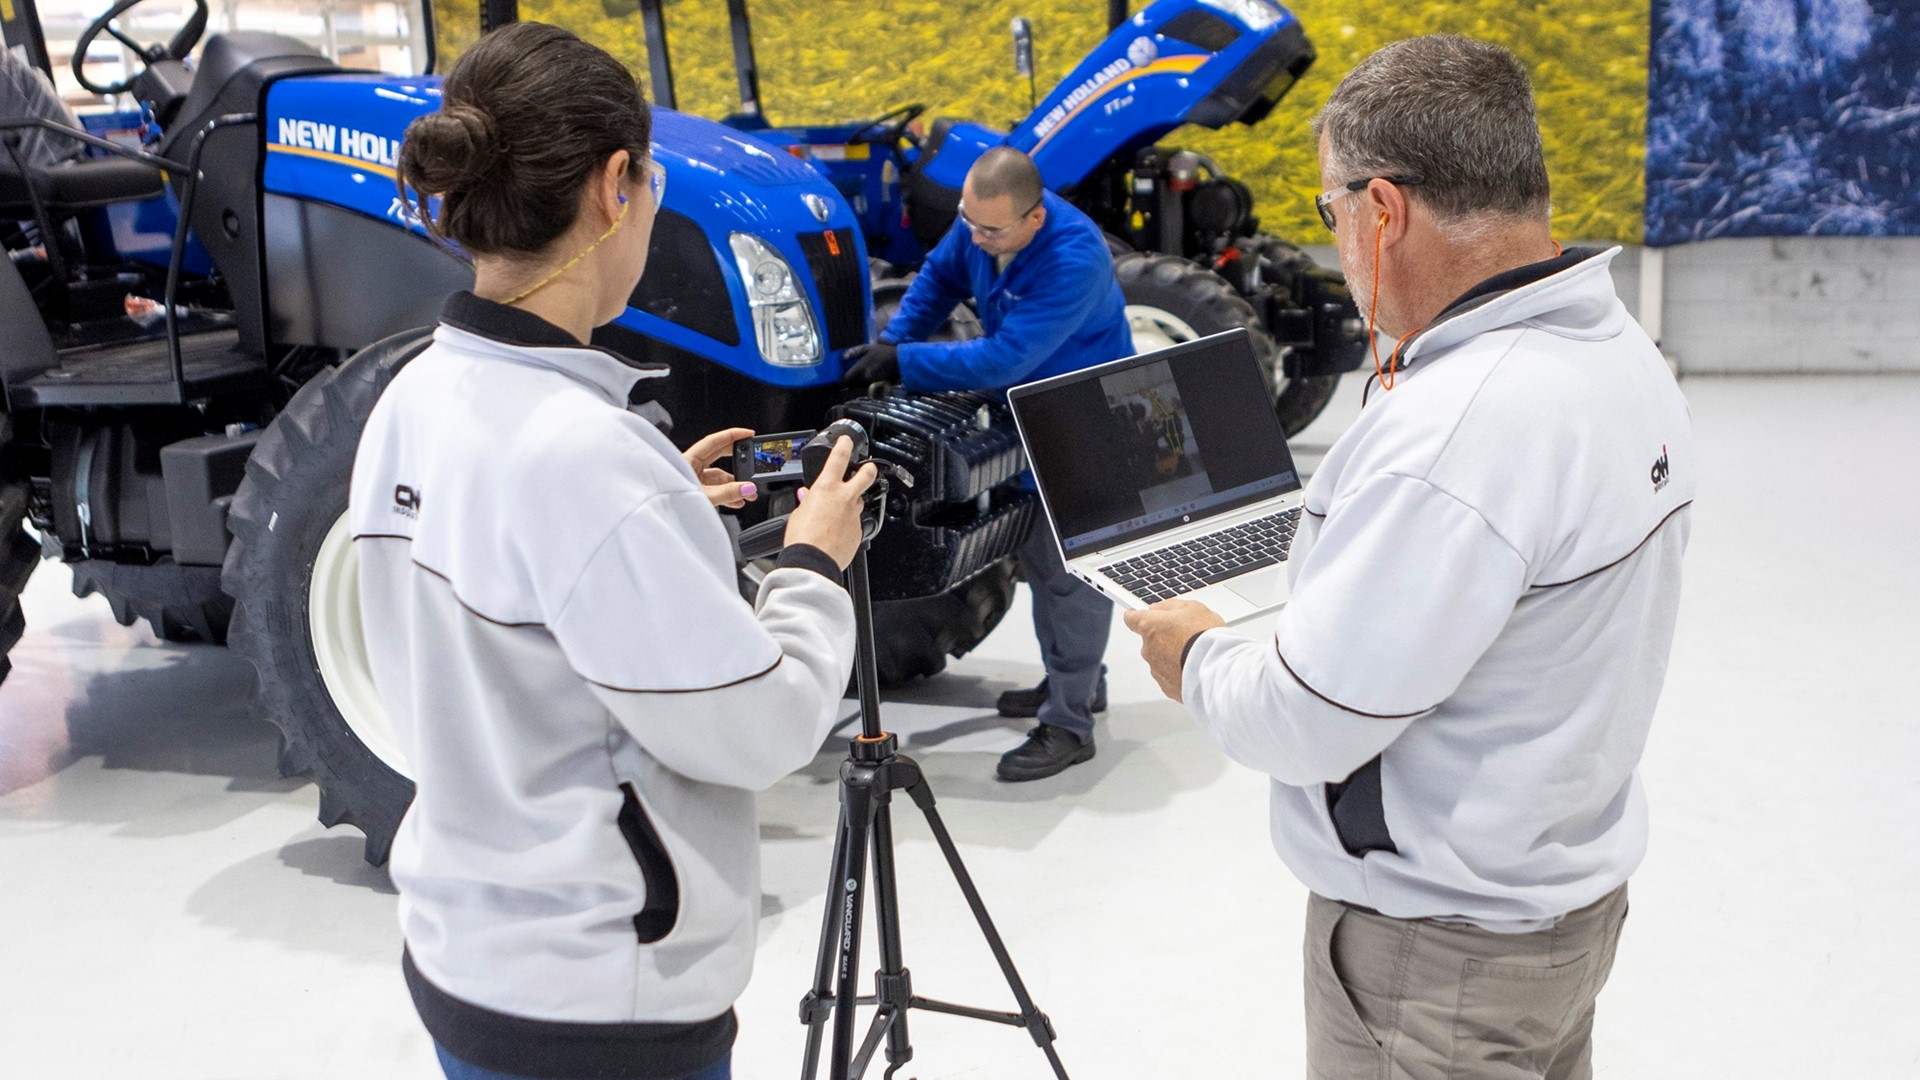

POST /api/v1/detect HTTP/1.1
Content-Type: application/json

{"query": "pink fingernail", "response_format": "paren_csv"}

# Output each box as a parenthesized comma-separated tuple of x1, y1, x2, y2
(741, 483, 758, 499)
(797, 488, 807, 502)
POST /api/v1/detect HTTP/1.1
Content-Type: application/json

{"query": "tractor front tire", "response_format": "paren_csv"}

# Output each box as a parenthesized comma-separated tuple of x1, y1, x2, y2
(872, 559, 1018, 686)
(223, 330, 431, 866)
(1114, 252, 1339, 437)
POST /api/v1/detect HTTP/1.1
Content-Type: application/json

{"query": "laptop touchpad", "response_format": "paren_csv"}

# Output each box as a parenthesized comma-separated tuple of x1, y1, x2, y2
(1226, 566, 1288, 608)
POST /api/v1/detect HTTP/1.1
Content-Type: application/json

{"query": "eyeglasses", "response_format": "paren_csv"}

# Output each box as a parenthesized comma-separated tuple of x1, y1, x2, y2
(958, 196, 1043, 237)
(1314, 174, 1424, 232)
(640, 157, 668, 207)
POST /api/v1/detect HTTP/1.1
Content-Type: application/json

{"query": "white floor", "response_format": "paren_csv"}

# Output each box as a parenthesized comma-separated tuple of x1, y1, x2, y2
(3, 374, 1918, 1079)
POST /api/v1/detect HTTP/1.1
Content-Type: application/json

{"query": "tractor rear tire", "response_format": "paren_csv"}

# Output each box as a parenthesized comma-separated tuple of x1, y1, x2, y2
(1114, 252, 1338, 437)
(67, 556, 233, 644)
(223, 330, 431, 866)
(1274, 371, 1341, 437)
(872, 559, 1018, 686)
(0, 418, 36, 687)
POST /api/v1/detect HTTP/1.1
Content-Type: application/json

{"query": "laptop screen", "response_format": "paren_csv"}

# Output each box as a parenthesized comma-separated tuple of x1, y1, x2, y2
(1011, 330, 1302, 557)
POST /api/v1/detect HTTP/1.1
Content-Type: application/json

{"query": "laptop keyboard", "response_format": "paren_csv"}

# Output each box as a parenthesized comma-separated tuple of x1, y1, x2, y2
(1097, 507, 1301, 604)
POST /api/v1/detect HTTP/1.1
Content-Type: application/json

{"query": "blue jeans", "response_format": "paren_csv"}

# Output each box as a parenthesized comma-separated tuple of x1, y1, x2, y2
(434, 1044, 730, 1080)
(1016, 510, 1113, 741)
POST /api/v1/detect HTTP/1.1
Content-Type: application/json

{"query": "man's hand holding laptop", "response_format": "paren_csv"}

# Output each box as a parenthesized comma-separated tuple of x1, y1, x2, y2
(1123, 600, 1226, 704)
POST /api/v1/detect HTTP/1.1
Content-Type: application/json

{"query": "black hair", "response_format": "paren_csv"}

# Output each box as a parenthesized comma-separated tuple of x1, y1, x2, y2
(395, 22, 652, 256)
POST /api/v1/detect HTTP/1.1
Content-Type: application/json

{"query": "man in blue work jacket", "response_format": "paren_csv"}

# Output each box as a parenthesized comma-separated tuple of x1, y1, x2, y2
(843, 146, 1133, 780)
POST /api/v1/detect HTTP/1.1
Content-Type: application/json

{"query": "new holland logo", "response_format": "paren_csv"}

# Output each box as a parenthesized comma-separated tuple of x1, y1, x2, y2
(1031, 56, 1136, 141)
(1650, 446, 1670, 492)
(804, 193, 832, 224)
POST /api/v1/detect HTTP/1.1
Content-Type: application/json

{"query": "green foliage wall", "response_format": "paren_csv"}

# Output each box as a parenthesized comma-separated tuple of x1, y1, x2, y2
(434, 0, 1647, 242)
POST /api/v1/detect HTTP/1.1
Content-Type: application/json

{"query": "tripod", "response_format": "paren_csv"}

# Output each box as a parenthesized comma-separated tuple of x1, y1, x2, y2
(798, 546, 1070, 1080)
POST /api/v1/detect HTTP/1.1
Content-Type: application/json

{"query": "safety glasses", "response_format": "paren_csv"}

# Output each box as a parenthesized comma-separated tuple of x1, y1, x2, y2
(1314, 174, 1424, 232)
(640, 157, 668, 207)
(958, 196, 1043, 237)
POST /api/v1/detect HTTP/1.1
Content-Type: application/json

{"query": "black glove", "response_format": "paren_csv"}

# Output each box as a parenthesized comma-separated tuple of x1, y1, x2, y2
(841, 341, 901, 387)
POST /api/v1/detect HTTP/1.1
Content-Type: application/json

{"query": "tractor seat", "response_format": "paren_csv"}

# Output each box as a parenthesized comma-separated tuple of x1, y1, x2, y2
(0, 155, 165, 215)
(904, 117, 963, 250)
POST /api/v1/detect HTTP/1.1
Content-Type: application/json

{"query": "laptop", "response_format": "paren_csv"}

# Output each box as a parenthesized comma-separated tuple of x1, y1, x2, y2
(1008, 329, 1304, 623)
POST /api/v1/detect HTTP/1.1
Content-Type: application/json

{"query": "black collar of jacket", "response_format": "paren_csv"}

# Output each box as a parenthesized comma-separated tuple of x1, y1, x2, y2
(437, 291, 672, 406)
(1379, 246, 1606, 383)
(1434, 246, 1606, 326)
(1360, 246, 1609, 405)
(441, 290, 585, 349)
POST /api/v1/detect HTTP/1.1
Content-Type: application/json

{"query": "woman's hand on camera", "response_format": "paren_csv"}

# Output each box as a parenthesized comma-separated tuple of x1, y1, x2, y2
(684, 427, 760, 509)
(784, 436, 878, 569)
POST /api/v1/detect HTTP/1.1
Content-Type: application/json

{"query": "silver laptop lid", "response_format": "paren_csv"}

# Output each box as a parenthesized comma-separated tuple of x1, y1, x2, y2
(1009, 329, 1303, 559)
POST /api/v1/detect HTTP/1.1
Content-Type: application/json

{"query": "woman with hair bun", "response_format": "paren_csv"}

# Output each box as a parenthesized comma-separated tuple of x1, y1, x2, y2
(350, 22, 876, 1080)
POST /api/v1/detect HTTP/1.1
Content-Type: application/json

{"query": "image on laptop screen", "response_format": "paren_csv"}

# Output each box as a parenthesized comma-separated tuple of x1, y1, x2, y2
(1016, 333, 1301, 556)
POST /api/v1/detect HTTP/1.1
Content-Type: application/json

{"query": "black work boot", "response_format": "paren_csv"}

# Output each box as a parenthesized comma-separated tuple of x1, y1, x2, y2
(996, 724, 1096, 782)
(995, 665, 1108, 719)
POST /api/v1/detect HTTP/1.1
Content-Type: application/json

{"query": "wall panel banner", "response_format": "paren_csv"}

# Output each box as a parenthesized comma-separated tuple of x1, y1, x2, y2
(1647, 0, 1920, 246)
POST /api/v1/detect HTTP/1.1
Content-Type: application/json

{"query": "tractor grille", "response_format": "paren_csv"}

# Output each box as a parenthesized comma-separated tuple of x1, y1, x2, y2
(628, 210, 740, 346)
(797, 229, 867, 351)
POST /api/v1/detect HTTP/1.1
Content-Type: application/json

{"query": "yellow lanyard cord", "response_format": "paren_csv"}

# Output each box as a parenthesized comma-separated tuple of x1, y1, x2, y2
(502, 199, 630, 307)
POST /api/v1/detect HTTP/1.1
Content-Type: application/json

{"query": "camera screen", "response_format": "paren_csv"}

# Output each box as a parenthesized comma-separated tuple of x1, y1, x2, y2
(750, 434, 810, 479)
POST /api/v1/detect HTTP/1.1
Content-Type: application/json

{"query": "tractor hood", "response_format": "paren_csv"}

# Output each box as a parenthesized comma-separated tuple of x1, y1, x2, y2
(651, 110, 823, 191)
(261, 74, 870, 390)
(262, 75, 844, 234)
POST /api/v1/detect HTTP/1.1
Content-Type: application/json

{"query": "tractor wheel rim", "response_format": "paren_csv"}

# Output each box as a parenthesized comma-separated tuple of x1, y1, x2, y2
(1125, 304, 1204, 353)
(309, 511, 410, 775)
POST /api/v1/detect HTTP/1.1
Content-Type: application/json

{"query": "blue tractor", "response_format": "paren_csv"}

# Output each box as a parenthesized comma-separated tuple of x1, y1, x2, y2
(1, 0, 1358, 864)
(643, 0, 1367, 434)
(1, 0, 1031, 862)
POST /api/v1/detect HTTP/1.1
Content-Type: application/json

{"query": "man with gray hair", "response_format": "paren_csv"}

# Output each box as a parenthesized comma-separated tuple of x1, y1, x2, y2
(1125, 35, 1694, 1077)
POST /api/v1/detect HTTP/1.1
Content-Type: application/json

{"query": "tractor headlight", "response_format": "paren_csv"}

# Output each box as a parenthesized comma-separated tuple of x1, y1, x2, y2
(1199, 0, 1283, 32)
(729, 233, 823, 366)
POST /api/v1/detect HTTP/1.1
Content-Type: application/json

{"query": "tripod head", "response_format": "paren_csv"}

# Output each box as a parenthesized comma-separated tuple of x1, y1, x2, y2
(800, 419, 912, 544)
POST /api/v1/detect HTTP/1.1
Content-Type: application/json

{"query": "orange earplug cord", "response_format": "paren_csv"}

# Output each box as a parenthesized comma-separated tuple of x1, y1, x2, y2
(1365, 214, 1562, 394)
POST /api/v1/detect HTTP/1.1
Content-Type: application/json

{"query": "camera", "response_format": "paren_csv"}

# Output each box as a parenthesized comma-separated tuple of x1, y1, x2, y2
(799, 419, 909, 542)
(798, 419, 869, 486)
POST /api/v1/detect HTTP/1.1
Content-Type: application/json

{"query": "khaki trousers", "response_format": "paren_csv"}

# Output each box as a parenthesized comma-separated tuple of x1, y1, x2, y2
(1303, 886, 1628, 1080)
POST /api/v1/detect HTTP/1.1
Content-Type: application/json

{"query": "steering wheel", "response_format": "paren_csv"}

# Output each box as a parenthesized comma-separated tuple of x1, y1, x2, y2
(73, 0, 211, 96)
(847, 102, 927, 150)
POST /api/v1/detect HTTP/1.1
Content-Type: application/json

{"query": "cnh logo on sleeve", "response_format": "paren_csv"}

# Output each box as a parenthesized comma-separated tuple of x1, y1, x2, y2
(1650, 446, 1670, 492)
(393, 485, 423, 518)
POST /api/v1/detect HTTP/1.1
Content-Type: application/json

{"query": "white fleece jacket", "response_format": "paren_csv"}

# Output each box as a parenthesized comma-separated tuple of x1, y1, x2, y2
(1183, 248, 1695, 930)
(350, 314, 856, 1027)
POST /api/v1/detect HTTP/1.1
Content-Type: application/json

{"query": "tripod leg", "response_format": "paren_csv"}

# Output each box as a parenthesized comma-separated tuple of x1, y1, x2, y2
(800, 803, 853, 1080)
(828, 778, 879, 1080)
(911, 785, 1072, 1080)
(867, 800, 914, 1073)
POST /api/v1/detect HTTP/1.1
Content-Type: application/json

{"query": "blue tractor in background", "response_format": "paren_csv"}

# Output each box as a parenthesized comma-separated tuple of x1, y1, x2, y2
(643, 0, 1366, 435)
(1, 0, 1359, 864)
(1, 0, 1031, 863)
